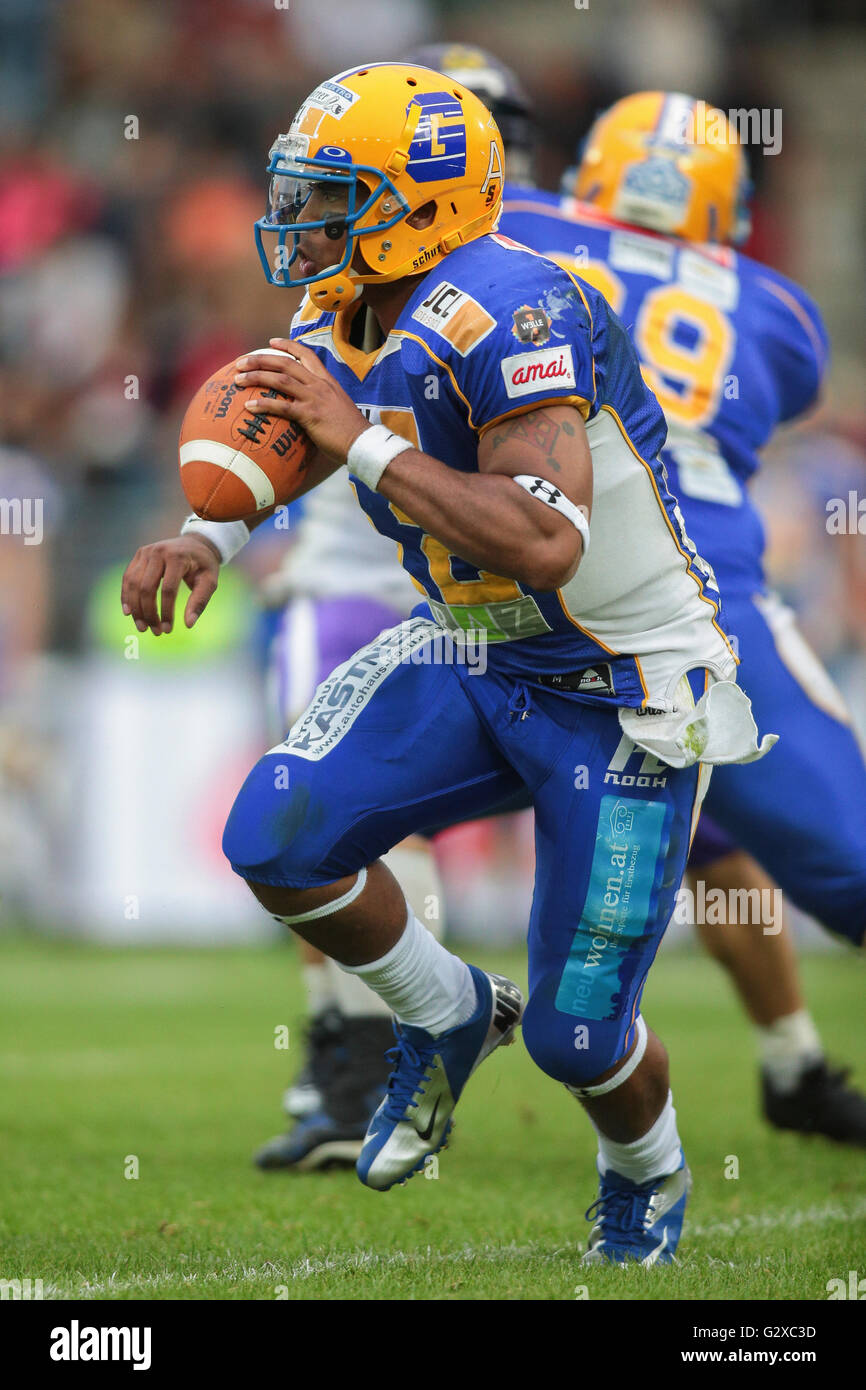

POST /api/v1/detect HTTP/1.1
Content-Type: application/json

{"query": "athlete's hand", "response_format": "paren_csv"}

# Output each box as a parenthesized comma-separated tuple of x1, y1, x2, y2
(234, 338, 370, 465)
(121, 535, 220, 635)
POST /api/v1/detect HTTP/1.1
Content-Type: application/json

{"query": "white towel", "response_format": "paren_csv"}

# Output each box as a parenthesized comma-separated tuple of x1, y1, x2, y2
(619, 677, 778, 769)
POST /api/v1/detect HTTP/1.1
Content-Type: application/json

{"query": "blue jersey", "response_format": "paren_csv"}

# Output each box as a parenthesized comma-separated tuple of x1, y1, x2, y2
(499, 186, 829, 597)
(289, 232, 737, 708)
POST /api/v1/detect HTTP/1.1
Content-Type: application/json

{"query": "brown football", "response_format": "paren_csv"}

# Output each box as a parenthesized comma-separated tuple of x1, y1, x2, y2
(178, 350, 313, 521)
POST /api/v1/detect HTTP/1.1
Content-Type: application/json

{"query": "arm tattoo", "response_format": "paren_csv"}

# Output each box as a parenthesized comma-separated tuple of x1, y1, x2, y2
(490, 411, 576, 472)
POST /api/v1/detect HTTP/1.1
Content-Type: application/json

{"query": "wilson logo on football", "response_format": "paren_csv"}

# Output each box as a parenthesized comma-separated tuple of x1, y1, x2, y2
(501, 346, 576, 398)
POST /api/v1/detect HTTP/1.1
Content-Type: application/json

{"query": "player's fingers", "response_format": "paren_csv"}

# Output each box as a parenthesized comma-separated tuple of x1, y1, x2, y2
(269, 338, 328, 378)
(121, 550, 147, 618)
(233, 369, 295, 394)
(236, 351, 304, 377)
(122, 550, 160, 630)
(156, 557, 186, 634)
(238, 355, 314, 395)
(136, 550, 170, 633)
(244, 393, 306, 418)
(184, 568, 218, 629)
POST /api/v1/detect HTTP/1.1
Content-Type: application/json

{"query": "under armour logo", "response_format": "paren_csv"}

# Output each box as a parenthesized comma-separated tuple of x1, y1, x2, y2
(529, 479, 561, 503)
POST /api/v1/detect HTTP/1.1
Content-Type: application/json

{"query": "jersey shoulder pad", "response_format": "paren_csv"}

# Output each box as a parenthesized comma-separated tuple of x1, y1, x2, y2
(401, 268, 499, 360)
(740, 255, 829, 417)
(404, 233, 598, 354)
(502, 181, 562, 209)
(401, 235, 598, 432)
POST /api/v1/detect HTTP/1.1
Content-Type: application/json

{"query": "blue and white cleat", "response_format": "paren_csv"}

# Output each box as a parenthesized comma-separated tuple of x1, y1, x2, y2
(581, 1154, 691, 1266)
(356, 966, 524, 1191)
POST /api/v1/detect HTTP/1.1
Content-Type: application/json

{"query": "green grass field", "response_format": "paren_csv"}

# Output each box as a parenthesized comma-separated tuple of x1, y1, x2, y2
(1, 933, 864, 1302)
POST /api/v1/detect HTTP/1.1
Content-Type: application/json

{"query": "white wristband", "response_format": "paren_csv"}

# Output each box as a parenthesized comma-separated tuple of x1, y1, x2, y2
(181, 514, 250, 565)
(347, 424, 415, 491)
(512, 475, 590, 554)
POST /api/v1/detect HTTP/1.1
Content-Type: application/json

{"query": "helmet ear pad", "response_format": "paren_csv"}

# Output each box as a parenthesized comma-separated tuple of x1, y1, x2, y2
(406, 200, 437, 231)
(351, 197, 437, 276)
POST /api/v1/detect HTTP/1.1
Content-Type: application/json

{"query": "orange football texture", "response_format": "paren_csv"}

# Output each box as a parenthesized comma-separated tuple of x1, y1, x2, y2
(178, 354, 313, 521)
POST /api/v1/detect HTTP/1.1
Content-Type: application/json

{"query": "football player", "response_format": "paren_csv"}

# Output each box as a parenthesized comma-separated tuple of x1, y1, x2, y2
(124, 63, 773, 1264)
(422, 47, 866, 1144)
(496, 90, 866, 1034)
(251, 47, 555, 1176)
(253, 479, 447, 1171)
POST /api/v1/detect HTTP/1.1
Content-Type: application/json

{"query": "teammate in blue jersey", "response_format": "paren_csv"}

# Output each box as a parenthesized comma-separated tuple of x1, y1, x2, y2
(496, 89, 866, 1136)
(124, 61, 772, 1264)
(404, 46, 866, 1144)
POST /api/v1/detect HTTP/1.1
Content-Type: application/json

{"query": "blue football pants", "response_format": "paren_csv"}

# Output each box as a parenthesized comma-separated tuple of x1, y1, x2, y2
(225, 620, 703, 1085)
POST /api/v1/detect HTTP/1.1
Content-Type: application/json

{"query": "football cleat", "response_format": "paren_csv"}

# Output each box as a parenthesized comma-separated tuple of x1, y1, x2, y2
(282, 1071, 321, 1121)
(282, 1006, 345, 1119)
(257, 1014, 395, 1170)
(254, 1108, 370, 1172)
(356, 966, 524, 1191)
(581, 1155, 691, 1266)
(762, 1061, 866, 1147)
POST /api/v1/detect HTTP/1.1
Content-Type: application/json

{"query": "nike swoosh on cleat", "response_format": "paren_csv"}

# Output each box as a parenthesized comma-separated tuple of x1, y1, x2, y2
(641, 1230, 670, 1266)
(417, 1098, 441, 1143)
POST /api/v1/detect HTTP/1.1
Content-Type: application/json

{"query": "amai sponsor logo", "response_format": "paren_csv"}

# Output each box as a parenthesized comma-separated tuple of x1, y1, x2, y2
(501, 345, 576, 398)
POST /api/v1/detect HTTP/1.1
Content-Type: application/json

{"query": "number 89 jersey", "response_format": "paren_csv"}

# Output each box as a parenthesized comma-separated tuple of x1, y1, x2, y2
(290, 232, 737, 709)
(500, 188, 829, 600)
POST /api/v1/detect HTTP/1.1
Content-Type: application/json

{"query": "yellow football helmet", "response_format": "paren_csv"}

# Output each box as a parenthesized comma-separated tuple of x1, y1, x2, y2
(255, 62, 505, 311)
(572, 92, 752, 245)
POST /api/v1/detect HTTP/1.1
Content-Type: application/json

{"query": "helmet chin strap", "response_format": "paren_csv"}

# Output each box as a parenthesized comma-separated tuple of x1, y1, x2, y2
(306, 245, 410, 313)
(308, 267, 364, 313)
(307, 209, 456, 313)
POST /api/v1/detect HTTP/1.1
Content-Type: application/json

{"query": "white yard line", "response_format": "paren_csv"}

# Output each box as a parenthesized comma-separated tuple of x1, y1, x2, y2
(32, 1194, 866, 1298)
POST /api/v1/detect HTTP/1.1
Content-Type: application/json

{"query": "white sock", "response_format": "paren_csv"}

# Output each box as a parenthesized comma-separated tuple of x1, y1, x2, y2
(329, 956, 391, 1018)
(382, 843, 446, 942)
(757, 1009, 823, 1093)
(323, 845, 448, 1019)
(302, 963, 336, 1017)
(594, 1091, 682, 1183)
(340, 910, 477, 1036)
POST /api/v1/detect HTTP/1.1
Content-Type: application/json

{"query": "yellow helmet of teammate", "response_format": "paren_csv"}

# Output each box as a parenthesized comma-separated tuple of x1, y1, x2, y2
(572, 92, 752, 246)
(255, 62, 505, 311)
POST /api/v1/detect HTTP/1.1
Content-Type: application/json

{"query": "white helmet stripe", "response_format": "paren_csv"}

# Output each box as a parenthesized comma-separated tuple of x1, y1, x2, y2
(654, 93, 697, 147)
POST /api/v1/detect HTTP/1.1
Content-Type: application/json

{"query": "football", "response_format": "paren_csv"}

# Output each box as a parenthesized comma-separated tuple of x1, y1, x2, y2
(178, 350, 313, 521)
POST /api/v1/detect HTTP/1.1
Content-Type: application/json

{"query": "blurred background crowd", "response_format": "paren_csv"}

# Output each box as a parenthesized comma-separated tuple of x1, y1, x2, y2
(1, 0, 864, 942)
